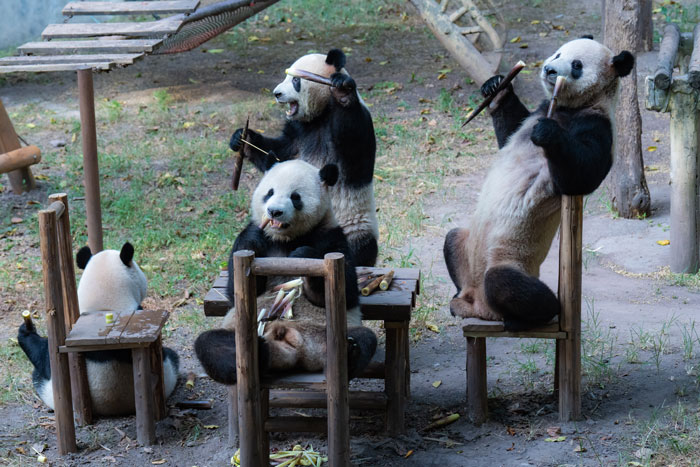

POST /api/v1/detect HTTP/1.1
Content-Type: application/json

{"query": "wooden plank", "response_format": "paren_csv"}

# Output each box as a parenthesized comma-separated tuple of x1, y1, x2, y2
(132, 347, 156, 445)
(0, 63, 114, 73)
(65, 310, 133, 347)
(268, 390, 387, 410)
(466, 336, 487, 424)
(42, 19, 183, 39)
(119, 309, 168, 345)
(19, 39, 162, 55)
(233, 251, 265, 467)
(63, 1, 199, 16)
(462, 317, 560, 334)
(0, 145, 41, 174)
(0, 54, 143, 66)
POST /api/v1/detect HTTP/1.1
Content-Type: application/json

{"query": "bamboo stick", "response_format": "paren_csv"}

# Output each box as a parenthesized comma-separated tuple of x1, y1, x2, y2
(285, 68, 333, 87)
(231, 117, 248, 191)
(462, 60, 526, 127)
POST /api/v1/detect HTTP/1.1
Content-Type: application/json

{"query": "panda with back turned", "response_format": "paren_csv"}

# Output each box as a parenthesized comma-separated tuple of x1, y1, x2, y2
(195, 160, 377, 383)
(229, 48, 379, 267)
(17, 243, 180, 416)
(444, 37, 634, 330)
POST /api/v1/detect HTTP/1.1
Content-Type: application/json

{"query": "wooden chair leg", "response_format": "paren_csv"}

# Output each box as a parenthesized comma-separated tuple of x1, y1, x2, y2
(132, 347, 156, 445)
(150, 337, 167, 420)
(557, 332, 581, 421)
(385, 322, 406, 434)
(228, 384, 239, 447)
(466, 336, 487, 424)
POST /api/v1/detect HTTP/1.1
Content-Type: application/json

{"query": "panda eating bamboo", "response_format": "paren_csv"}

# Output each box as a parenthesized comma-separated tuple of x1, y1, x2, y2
(444, 37, 634, 331)
(195, 160, 377, 383)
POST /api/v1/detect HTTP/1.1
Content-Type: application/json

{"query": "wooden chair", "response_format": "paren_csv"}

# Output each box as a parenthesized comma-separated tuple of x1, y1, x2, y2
(0, 99, 41, 194)
(204, 265, 419, 438)
(462, 195, 583, 423)
(38, 193, 169, 454)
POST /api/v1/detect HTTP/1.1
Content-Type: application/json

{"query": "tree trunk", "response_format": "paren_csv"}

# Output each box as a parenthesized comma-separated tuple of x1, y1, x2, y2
(603, 0, 651, 219)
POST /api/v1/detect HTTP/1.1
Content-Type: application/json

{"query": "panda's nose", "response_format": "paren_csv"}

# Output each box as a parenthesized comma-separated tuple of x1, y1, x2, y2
(544, 65, 557, 77)
(274, 91, 282, 99)
(268, 208, 283, 219)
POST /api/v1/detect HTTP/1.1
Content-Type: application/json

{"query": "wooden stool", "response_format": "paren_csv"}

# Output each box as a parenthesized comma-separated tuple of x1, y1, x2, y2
(204, 265, 419, 438)
(37, 194, 168, 453)
(462, 195, 583, 423)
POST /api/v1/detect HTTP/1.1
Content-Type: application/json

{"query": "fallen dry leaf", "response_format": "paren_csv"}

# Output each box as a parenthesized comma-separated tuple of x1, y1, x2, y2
(544, 436, 566, 442)
(151, 460, 167, 465)
(432, 380, 442, 388)
(11, 217, 23, 224)
(546, 426, 561, 437)
(510, 36, 521, 43)
(506, 426, 516, 436)
(657, 239, 670, 246)
(647, 146, 657, 152)
(426, 323, 439, 333)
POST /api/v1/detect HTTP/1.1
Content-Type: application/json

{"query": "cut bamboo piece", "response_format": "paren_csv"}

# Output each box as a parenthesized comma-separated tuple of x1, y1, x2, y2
(379, 270, 395, 291)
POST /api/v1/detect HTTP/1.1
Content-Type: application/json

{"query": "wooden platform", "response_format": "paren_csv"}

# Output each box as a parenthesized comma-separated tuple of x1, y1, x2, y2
(62, 0, 199, 16)
(18, 39, 163, 56)
(203, 267, 420, 321)
(462, 317, 566, 339)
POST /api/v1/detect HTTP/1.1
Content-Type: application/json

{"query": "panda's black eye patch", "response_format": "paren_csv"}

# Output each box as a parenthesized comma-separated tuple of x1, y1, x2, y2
(291, 192, 303, 210)
(264, 188, 274, 202)
(292, 77, 301, 92)
(571, 60, 583, 79)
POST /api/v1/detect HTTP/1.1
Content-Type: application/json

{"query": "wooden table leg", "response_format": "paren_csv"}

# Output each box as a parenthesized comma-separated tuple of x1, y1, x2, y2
(150, 336, 167, 420)
(385, 321, 406, 435)
(466, 336, 487, 424)
(132, 347, 156, 445)
(228, 384, 239, 447)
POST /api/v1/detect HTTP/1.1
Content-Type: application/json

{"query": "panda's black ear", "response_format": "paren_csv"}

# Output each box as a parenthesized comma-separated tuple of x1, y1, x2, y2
(580, 34, 594, 40)
(325, 49, 346, 71)
(319, 164, 339, 187)
(76, 246, 92, 270)
(120, 242, 134, 267)
(612, 51, 634, 77)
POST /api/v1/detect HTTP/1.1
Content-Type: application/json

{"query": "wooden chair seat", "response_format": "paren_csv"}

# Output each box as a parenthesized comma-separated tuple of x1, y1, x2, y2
(61, 309, 168, 351)
(203, 265, 419, 442)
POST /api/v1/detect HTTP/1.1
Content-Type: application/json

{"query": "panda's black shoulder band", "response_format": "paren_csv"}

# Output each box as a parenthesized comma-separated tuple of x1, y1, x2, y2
(326, 49, 346, 71)
(76, 246, 92, 270)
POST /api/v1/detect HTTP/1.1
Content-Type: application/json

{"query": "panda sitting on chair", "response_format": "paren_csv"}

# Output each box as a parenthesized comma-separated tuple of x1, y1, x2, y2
(444, 37, 634, 331)
(229, 48, 379, 268)
(18, 243, 180, 416)
(195, 160, 377, 384)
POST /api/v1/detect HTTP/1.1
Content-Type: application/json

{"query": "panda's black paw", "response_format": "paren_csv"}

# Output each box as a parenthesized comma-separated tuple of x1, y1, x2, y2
(480, 75, 508, 98)
(346, 327, 378, 380)
(531, 117, 563, 148)
(229, 127, 244, 152)
(330, 72, 355, 92)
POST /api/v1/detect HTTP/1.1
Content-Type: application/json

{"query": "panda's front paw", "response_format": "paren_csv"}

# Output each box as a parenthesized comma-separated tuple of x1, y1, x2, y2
(531, 117, 563, 148)
(229, 128, 245, 152)
(480, 75, 508, 98)
(290, 246, 320, 259)
(330, 72, 355, 91)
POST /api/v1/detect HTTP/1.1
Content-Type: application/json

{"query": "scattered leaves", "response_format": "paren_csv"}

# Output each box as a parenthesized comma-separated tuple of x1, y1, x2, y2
(657, 239, 670, 246)
(183, 121, 195, 129)
(426, 323, 439, 333)
(510, 36, 521, 43)
(432, 380, 442, 388)
(647, 146, 657, 152)
(544, 436, 566, 442)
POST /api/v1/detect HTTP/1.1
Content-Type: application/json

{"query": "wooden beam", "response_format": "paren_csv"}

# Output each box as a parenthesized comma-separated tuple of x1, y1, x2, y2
(252, 257, 326, 277)
(19, 39, 162, 55)
(42, 19, 183, 39)
(654, 23, 680, 90)
(0, 100, 35, 193)
(0, 54, 143, 66)
(0, 63, 114, 73)
(0, 145, 41, 174)
(688, 24, 700, 90)
(63, 0, 199, 16)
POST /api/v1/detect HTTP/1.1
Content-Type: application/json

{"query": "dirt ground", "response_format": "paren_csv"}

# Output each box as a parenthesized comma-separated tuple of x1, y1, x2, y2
(2, 0, 699, 465)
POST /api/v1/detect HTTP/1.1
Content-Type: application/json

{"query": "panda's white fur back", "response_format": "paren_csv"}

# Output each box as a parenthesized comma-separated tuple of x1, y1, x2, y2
(78, 249, 147, 313)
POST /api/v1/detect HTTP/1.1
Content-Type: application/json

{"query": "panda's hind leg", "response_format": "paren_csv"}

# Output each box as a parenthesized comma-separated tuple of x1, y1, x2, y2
(194, 329, 269, 384)
(347, 326, 377, 379)
(484, 265, 560, 331)
(444, 228, 478, 318)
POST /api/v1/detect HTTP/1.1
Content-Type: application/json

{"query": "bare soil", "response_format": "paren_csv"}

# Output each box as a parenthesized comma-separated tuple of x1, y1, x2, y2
(1, 0, 698, 466)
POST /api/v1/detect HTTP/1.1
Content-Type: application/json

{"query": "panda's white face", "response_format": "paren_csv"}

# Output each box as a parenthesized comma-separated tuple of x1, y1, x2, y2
(77, 249, 147, 313)
(273, 54, 337, 122)
(540, 38, 618, 108)
(252, 160, 332, 242)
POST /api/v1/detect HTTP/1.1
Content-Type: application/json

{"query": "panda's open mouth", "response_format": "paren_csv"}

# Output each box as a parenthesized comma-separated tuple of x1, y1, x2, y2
(260, 217, 290, 230)
(285, 101, 299, 117)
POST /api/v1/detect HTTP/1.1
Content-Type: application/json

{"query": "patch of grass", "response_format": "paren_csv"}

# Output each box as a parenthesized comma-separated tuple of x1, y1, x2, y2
(0, 336, 34, 407)
(581, 297, 618, 388)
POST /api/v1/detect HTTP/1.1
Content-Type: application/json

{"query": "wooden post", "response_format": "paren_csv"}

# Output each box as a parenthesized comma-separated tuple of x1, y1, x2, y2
(557, 195, 583, 421)
(228, 384, 239, 446)
(77, 69, 103, 253)
(324, 253, 350, 467)
(132, 347, 156, 445)
(233, 251, 265, 467)
(669, 79, 700, 273)
(385, 322, 406, 434)
(38, 207, 77, 454)
(466, 336, 487, 424)
(0, 99, 35, 193)
(49, 193, 93, 426)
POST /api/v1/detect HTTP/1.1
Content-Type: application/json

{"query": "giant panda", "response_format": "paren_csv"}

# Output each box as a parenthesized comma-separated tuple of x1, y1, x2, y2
(228, 48, 379, 268)
(17, 242, 180, 416)
(194, 160, 377, 383)
(444, 37, 634, 330)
